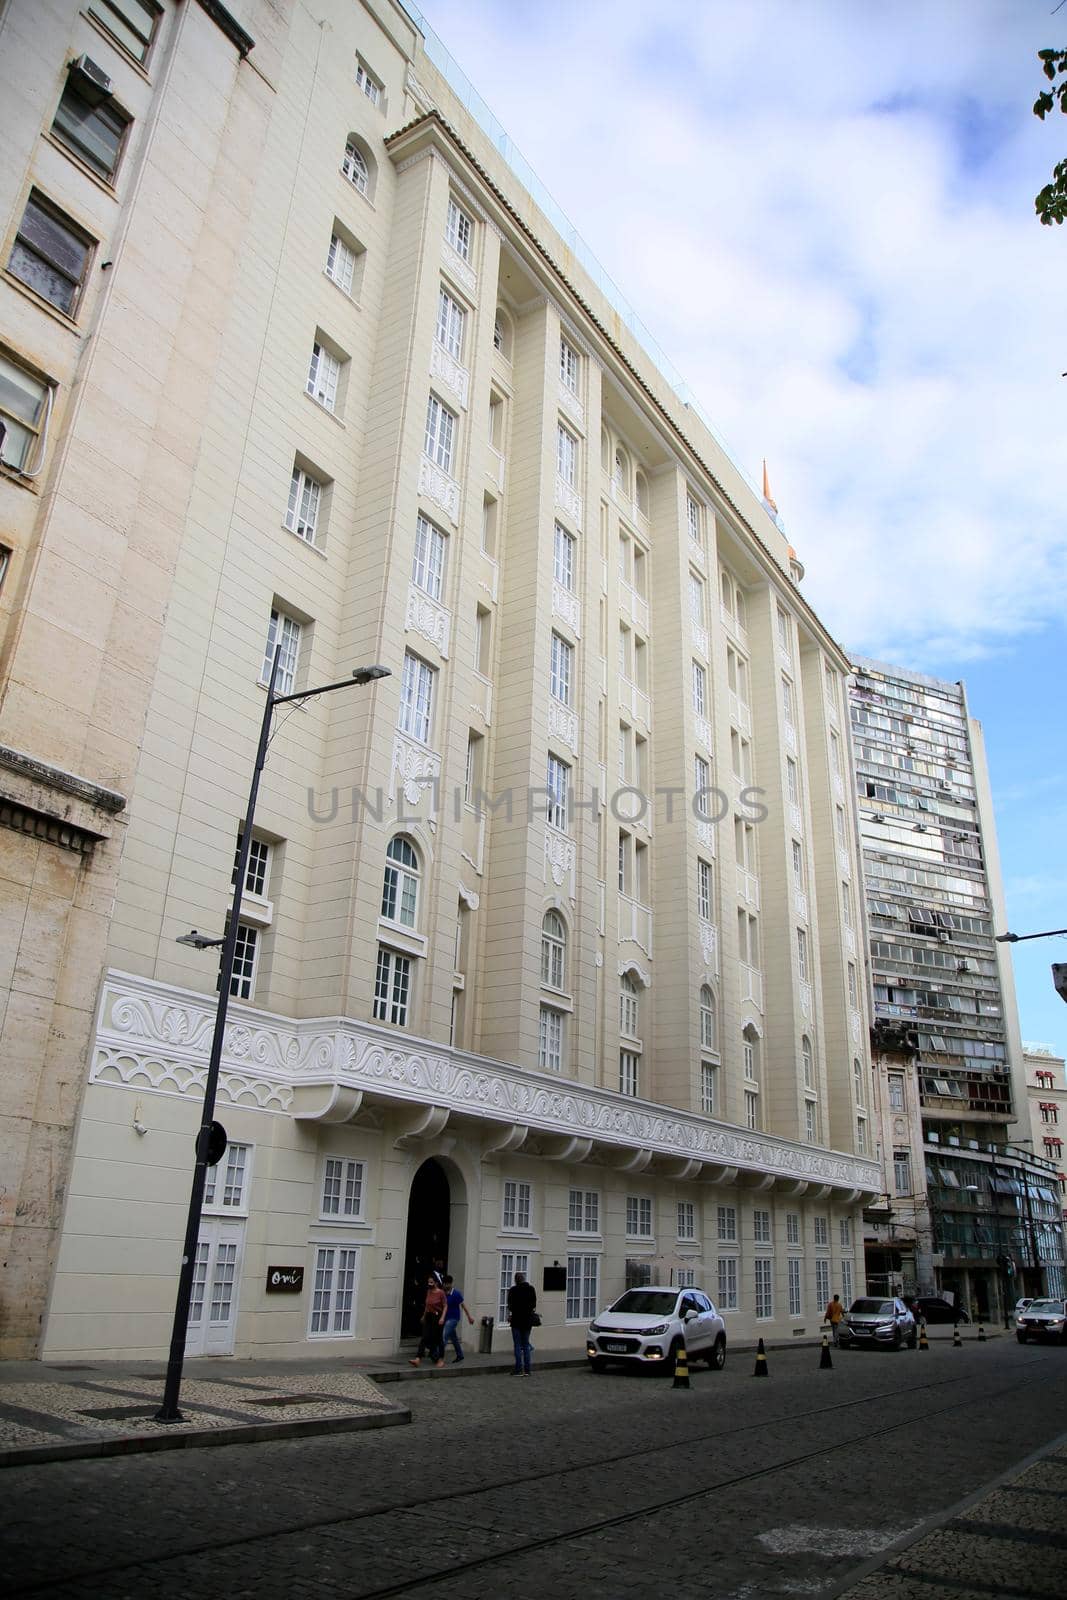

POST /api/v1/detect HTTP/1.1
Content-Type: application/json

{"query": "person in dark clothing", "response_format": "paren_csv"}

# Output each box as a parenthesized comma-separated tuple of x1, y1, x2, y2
(409, 1276, 447, 1367)
(506, 1270, 537, 1375)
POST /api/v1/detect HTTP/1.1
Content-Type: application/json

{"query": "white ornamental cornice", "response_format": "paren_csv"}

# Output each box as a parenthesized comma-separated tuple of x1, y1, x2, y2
(90, 972, 882, 1198)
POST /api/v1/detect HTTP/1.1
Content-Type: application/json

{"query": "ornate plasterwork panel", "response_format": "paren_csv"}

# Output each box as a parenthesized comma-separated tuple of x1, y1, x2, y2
(547, 698, 580, 755)
(551, 581, 581, 638)
(405, 584, 451, 658)
(391, 732, 443, 807)
(554, 476, 582, 529)
(544, 826, 576, 899)
(430, 340, 470, 409)
(90, 972, 882, 1195)
(418, 454, 460, 524)
(441, 240, 476, 296)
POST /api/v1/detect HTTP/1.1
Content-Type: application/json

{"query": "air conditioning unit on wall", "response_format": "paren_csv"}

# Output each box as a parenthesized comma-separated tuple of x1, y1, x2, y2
(68, 54, 113, 102)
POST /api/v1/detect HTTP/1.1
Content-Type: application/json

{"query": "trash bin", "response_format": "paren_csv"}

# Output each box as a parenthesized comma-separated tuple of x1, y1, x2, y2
(478, 1315, 494, 1354)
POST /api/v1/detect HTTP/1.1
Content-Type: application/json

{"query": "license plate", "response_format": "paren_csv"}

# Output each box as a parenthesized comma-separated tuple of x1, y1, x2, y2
(604, 1342, 629, 1353)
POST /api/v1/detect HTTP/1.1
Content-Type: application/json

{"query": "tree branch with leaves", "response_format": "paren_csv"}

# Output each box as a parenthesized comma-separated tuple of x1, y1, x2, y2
(1034, 48, 1067, 224)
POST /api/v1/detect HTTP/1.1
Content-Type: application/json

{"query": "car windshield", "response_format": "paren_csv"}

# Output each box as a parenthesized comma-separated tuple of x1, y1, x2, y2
(850, 1299, 895, 1315)
(1027, 1300, 1064, 1314)
(610, 1290, 677, 1315)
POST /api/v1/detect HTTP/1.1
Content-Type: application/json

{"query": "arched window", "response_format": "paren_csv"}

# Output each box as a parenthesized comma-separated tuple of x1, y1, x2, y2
(853, 1057, 865, 1109)
(720, 570, 733, 614)
(620, 972, 639, 1038)
(700, 985, 717, 1052)
(342, 137, 371, 196)
(541, 910, 566, 990)
(600, 426, 611, 472)
(742, 1022, 761, 1081)
(613, 446, 629, 490)
(735, 586, 748, 630)
(381, 835, 420, 928)
(802, 1036, 814, 1089)
(635, 470, 649, 515)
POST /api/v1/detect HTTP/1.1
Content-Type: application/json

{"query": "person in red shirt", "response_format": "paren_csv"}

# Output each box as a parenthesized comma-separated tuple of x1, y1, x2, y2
(410, 1276, 447, 1367)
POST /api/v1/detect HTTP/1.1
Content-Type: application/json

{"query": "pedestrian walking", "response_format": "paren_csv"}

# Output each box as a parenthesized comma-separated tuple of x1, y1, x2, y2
(825, 1293, 845, 1346)
(409, 1275, 447, 1367)
(439, 1275, 474, 1363)
(507, 1270, 538, 1376)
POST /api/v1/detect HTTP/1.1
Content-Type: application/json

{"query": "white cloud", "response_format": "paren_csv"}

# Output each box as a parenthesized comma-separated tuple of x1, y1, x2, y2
(418, 0, 1067, 661)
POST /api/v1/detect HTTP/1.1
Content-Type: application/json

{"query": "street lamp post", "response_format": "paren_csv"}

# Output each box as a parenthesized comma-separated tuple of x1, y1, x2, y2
(156, 651, 389, 1422)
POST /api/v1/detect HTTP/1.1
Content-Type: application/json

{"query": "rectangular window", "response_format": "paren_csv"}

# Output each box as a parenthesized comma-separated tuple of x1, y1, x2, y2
(232, 833, 271, 899)
(677, 1201, 695, 1240)
(436, 286, 466, 359)
(52, 77, 130, 181)
(815, 1257, 830, 1310)
(498, 1252, 529, 1323)
(321, 1157, 365, 1219)
(686, 493, 703, 548)
(753, 1209, 771, 1244)
(553, 521, 575, 589)
(788, 1257, 802, 1317)
(0, 352, 50, 474)
(566, 1254, 599, 1321)
(692, 661, 707, 718)
(695, 755, 711, 817)
(717, 1205, 737, 1243)
(786, 1213, 800, 1246)
(689, 572, 705, 626)
(814, 1216, 829, 1248)
(701, 1062, 717, 1115)
(445, 197, 473, 260)
(309, 1245, 358, 1336)
(619, 981, 639, 1040)
(373, 946, 411, 1026)
(830, 730, 842, 778)
(782, 675, 795, 728)
(306, 342, 340, 411)
(717, 1256, 738, 1310)
(8, 192, 94, 317)
(546, 753, 570, 831)
(677, 1268, 696, 1290)
(88, 0, 160, 64)
(626, 1196, 652, 1237)
(326, 232, 357, 295)
(841, 1258, 854, 1306)
(227, 923, 258, 1000)
(792, 839, 804, 891)
(398, 651, 434, 744)
(203, 1142, 250, 1211)
(550, 632, 574, 705)
(786, 757, 800, 807)
(424, 393, 456, 473)
(776, 604, 791, 656)
(797, 928, 809, 983)
(355, 59, 381, 105)
(568, 1189, 599, 1235)
(286, 464, 323, 541)
(559, 336, 580, 393)
(619, 1050, 639, 1097)
(502, 1179, 532, 1232)
(805, 1100, 818, 1143)
(745, 1090, 759, 1131)
(556, 423, 578, 486)
(538, 1005, 563, 1072)
(888, 1075, 905, 1111)
(412, 514, 446, 601)
(840, 1218, 852, 1249)
(893, 1151, 912, 1195)
(841, 883, 853, 930)
(697, 858, 714, 922)
(754, 1257, 773, 1319)
(262, 608, 301, 694)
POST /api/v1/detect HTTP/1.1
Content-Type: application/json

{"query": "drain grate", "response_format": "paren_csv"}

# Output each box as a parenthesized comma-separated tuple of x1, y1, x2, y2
(246, 1394, 318, 1408)
(78, 1404, 162, 1421)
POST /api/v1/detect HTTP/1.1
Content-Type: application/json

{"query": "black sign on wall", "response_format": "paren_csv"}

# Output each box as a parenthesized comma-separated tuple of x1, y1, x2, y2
(266, 1266, 304, 1294)
(542, 1265, 567, 1292)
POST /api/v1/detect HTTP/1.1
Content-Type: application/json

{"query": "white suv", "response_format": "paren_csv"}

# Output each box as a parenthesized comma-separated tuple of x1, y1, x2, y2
(586, 1285, 727, 1372)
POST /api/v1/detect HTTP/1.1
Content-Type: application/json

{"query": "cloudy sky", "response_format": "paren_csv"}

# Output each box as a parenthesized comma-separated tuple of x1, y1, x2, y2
(415, 0, 1067, 1058)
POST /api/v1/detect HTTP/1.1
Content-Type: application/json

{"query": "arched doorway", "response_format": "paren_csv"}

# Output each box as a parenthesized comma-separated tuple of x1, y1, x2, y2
(401, 1158, 452, 1339)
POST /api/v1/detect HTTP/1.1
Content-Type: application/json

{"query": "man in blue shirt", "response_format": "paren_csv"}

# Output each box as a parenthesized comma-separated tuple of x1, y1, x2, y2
(440, 1275, 474, 1363)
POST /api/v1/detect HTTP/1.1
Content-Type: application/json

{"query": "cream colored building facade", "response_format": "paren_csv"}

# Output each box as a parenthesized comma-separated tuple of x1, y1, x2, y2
(2, 0, 880, 1362)
(1022, 1045, 1067, 1221)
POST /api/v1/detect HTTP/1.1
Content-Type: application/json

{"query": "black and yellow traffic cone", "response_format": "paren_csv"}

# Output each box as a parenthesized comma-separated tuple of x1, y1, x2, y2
(978, 1322, 986, 1342)
(753, 1336, 769, 1377)
(953, 1323, 963, 1348)
(918, 1320, 929, 1350)
(673, 1343, 691, 1389)
(819, 1333, 833, 1369)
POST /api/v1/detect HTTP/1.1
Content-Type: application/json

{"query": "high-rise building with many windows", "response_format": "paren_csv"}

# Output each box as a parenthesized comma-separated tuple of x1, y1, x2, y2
(1, 0, 880, 1361)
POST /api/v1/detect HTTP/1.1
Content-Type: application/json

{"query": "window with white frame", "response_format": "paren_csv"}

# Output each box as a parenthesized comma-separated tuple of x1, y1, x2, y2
(842, 882, 854, 931)
(398, 651, 434, 744)
(676, 1267, 696, 1289)
(285, 463, 324, 543)
(848, 964, 859, 1008)
(788, 1257, 802, 1316)
(321, 1157, 365, 1219)
(566, 1254, 599, 1320)
(785, 1212, 800, 1247)
(498, 1252, 529, 1322)
(553, 521, 575, 589)
(436, 286, 466, 359)
(306, 341, 341, 411)
(626, 1195, 652, 1237)
(841, 1258, 854, 1305)
(0, 352, 51, 475)
(893, 1150, 912, 1196)
(619, 973, 639, 1039)
(856, 1117, 868, 1156)
(753, 1208, 772, 1245)
(801, 1036, 814, 1089)
(550, 632, 574, 705)
(232, 833, 271, 899)
(786, 757, 800, 808)
(697, 858, 714, 921)
(373, 945, 411, 1026)
(538, 1005, 563, 1072)
(754, 1257, 773, 1319)
(355, 58, 382, 104)
(805, 1100, 818, 1143)
(412, 514, 446, 601)
(742, 1025, 759, 1080)
(835, 805, 847, 849)
(695, 754, 711, 817)
(815, 1257, 830, 1310)
(686, 493, 704, 548)
(888, 1074, 905, 1111)
(830, 728, 843, 779)
(692, 661, 707, 718)
(745, 1089, 759, 1131)
(204, 1142, 250, 1210)
(717, 1205, 737, 1242)
(840, 1218, 853, 1249)
(568, 1189, 599, 1235)
(776, 603, 792, 656)
(557, 422, 578, 485)
(619, 1050, 639, 1097)
(689, 571, 705, 628)
(717, 1255, 738, 1310)
(326, 230, 359, 296)
(502, 1180, 532, 1232)
(262, 607, 302, 694)
(699, 985, 717, 1053)
(797, 927, 809, 982)
(781, 675, 795, 729)
(341, 139, 369, 194)
(792, 839, 804, 893)
(381, 836, 420, 929)
(541, 911, 567, 991)
(559, 335, 580, 394)
(9, 192, 94, 318)
(677, 1201, 696, 1240)
(89, 0, 161, 64)
(546, 753, 570, 832)
(853, 1056, 865, 1109)
(814, 1216, 829, 1248)
(225, 922, 258, 1000)
(701, 1061, 718, 1116)
(309, 1245, 358, 1336)
(424, 393, 456, 473)
(446, 196, 473, 260)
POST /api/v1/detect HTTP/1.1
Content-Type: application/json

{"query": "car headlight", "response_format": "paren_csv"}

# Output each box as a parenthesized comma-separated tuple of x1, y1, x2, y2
(640, 1323, 669, 1336)
(875, 1322, 894, 1332)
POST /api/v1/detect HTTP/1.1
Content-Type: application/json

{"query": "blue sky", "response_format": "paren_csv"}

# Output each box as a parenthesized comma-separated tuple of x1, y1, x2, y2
(416, 0, 1067, 1058)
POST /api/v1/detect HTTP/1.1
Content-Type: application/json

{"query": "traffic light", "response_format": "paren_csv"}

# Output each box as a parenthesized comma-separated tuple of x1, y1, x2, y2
(1053, 963, 1067, 1004)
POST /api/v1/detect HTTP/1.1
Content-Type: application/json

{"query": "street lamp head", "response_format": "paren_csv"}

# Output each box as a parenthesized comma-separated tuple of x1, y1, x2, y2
(175, 929, 225, 951)
(994, 932, 1018, 943)
(351, 664, 391, 684)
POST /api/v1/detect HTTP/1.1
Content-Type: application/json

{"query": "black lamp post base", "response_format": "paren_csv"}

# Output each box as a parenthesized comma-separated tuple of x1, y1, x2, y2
(154, 1408, 185, 1424)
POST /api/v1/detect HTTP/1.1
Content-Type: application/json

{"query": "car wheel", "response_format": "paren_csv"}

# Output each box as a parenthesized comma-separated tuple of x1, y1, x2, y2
(589, 1357, 608, 1373)
(891, 1330, 902, 1351)
(708, 1336, 726, 1371)
(1016, 1333, 1027, 1344)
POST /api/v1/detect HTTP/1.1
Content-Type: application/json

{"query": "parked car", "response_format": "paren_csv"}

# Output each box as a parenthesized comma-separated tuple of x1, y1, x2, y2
(586, 1286, 727, 1372)
(839, 1296, 917, 1350)
(1013, 1298, 1034, 1320)
(905, 1296, 971, 1325)
(1015, 1298, 1067, 1344)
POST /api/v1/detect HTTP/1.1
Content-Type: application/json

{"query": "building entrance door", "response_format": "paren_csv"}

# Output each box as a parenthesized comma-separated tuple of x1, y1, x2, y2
(185, 1217, 244, 1356)
(401, 1159, 451, 1338)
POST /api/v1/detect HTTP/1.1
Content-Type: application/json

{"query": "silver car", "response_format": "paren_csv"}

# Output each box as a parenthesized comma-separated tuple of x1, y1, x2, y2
(1015, 1298, 1067, 1345)
(586, 1285, 727, 1372)
(839, 1296, 917, 1350)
